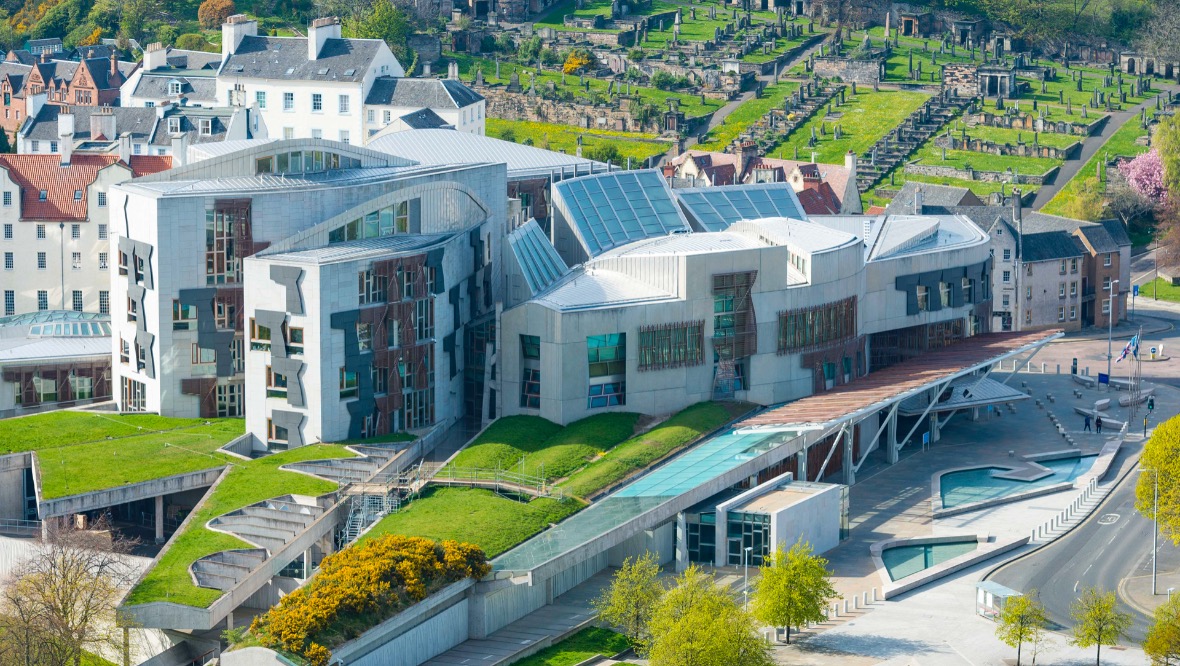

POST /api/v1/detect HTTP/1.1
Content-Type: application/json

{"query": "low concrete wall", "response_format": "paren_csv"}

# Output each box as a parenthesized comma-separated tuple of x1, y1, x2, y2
(219, 434, 254, 460)
(931, 467, 1073, 519)
(39, 466, 225, 518)
(331, 579, 475, 666)
(0, 453, 31, 521)
(872, 533, 1029, 599)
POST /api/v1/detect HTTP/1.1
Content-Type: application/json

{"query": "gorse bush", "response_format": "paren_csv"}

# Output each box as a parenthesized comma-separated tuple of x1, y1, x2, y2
(249, 536, 490, 665)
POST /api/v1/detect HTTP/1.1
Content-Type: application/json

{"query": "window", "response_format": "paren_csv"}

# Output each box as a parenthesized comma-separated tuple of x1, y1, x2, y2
(256, 91, 266, 108)
(1071, 258, 1078, 273)
(266, 366, 288, 397)
(1058, 306, 1066, 321)
(50, 141, 57, 153)
(283, 92, 294, 110)
(415, 298, 433, 340)
(916, 285, 929, 311)
(939, 281, 951, 308)
(98, 251, 108, 270)
(2, 223, 9, 238)
(776, 297, 857, 354)
(1071, 281, 1077, 297)
(3, 290, 12, 316)
(639, 322, 704, 370)
(1103, 276, 1112, 291)
(383, 110, 391, 123)
(1059, 282, 1066, 297)
(167, 117, 180, 133)
(1026, 286, 1032, 299)
(521, 335, 540, 360)
(962, 278, 973, 304)
(36, 252, 45, 269)
(99, 291, 108, 315)
(1002, 294, 1010, 307)
(199, 118, 212, 136)
(311, 129, 322, 140)
(173, 300, 197, 330)
(521, 368, 541, 408)
(71, 252, 80, 270)
(206, 201, 249, 285)
(32, 375, 56, 403)
(1105, 253, 1112, 267)
(367, 109, 375, 122)
(339, 130, 349, 144)
(386, 319, 401, 348)
(126, 295, 137, 321)
(338, 95, 349, 113)
(30, 140, 37, 151)
(3, 192, 11, 207)
(588, 381, 626, 409)
(187, 343, 215, 365)
(3, 252, 10, 269)
(1026, 264, 1033, 276)
(36, 224, 45, 239)
(357, 323, 372, 351)
(358, 269, 385, 304)
(37, 290, 47, 311)
(133, 144, 142, 155)
(1003, 248, 1011, 261)
(70, 223, 79, 239)
(1060, 260, 1067, 275)
(98, 223, 107, 239)
(339, 368, 358, 398)
(249, 318, 271, 351)
(587, 333, 626, 377)
(287, 327, 304, 354)
(1025, 310, 1032, 324)
(168, 81, 182, 95)
(312, 93, 322, 112)
(1102, 298, 1111, 314)
(267, 419, 289, 445)
(283, 127, 294, 140)
(1070, 305, 1077, 320)
(217, 384, 243, 417)
(118, 251, 128, 275)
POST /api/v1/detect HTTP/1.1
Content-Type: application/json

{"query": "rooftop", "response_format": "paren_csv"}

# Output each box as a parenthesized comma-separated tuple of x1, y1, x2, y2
(862, 214, 990, 262)
(508, 220, 569, 296)
(531, 268, 676, 312)
(554, 170, 691, 257)
(730, 217, 860, 254)
(595, 230, 769, 258)
(0, 154, 126, 220)
(260, 232, 453, 265)
(367, 128, 604, 179)
(731, 480, 834, 514)
(221, 35, 385, 83)
(121, 164, 446, 197)
(0, 311, 112, 365)
(364, 76, 484, 108)
(674, 182, 806, 231)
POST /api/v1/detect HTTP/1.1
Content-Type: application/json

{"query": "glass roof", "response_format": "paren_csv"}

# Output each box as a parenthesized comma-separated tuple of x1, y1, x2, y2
(675, 184, 805, 232)
(493, 428, 799, 573)
(553, 170, 690, 256)
(509, 221, 569, 295)
(0, 310, 109, 328)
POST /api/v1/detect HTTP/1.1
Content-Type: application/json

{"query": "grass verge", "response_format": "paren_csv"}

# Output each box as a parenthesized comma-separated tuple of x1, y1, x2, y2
(487, 119, 670, 167)
(1040, 118, 1150, 216)
(697, 81, 799, 151)
(123, 445, 355, 608)
(514, 627, 630, 666)
(1139, 278, 1180, 303)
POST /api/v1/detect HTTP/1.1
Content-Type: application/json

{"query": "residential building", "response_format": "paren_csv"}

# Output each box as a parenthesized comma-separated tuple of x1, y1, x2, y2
(0, 152, 169, 316)
(363, 76, 485, 138)
(121, 42, 221, 108)
(24, 38, 62, 57)
(0, 310, 112, 417)
(216, 15, 404, 147)
(109, 138, 504, 449)
(24, 52, 137, 109)
(0, 61, 32, 139)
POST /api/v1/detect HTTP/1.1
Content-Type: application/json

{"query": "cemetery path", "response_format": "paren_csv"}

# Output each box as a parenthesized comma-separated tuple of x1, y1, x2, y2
(1031, 85, 1177, 209)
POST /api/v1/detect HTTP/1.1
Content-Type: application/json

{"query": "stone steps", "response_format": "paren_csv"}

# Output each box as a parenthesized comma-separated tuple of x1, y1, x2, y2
(856, 94, 973, 192)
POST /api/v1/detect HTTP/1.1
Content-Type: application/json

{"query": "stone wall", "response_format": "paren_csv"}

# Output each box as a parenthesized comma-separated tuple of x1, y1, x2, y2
(477, 86, 666, 133)
(905, 162, 1060, 186)
(813, 57, 882, 84)
(932, 134, 1082, 160)
(943, 64, 978, 98)
(972, 111, 1106, 136)
(408, 35, 443, 65)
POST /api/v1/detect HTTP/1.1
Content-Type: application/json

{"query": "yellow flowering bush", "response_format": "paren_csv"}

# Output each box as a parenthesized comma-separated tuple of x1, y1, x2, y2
(249, 535, 490, 664)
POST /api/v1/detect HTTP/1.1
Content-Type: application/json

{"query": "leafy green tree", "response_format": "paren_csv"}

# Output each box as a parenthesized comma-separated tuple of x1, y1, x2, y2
(646, 564, 773, 666)
(0, 129, 13, 155)
(592, 552, 662, 649)
(995, 590, 1048, 665)
(1145, 593, 1180, 665)
(1137, 416, 1180, 543)
(1156, 115, 1180, 196)
(584, 143, 621, 166)
(175, 33, 212, 51)
(1070, 587, 1133, 665)
(1060, 177, 1105, 222)
(751, 540, 838, 644)
(348, 1, 412, 62)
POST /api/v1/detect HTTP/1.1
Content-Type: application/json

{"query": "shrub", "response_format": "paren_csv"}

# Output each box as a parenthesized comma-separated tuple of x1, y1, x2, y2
(175, 33, 211, 51)
(197, 0, 235, 29)
(563, 47, 598, 74)
(250, 536, 489, 665)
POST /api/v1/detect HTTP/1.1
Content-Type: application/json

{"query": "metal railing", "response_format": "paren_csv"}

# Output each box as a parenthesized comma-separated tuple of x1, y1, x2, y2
(432, 466, 564, 500)
(0, 518, 42, 536)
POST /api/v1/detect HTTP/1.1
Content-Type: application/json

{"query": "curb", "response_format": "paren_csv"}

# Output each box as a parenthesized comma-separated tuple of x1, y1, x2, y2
(1118, 574, 1158, 618)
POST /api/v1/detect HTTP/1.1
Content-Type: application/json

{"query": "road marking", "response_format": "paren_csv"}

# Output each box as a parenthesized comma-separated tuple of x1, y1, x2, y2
(1098, 513, 1121, 525)
(1075, 580, 1080, 593)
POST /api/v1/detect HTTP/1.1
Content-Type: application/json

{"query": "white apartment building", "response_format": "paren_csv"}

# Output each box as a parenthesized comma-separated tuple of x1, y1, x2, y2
(215, 16, 403, 147)
(364, 76, 485, 138)
(120, 43, 221, 108)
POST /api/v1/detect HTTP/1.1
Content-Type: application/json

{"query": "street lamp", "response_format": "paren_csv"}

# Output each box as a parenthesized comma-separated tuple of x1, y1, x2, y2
(743, 546, 752, 610)
(1106, 279, 1120, 380)
(1141, 466, 1161, 595)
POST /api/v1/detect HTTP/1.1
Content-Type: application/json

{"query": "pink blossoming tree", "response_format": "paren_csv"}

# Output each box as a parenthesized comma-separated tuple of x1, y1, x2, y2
(1118, 149, 1168, 203)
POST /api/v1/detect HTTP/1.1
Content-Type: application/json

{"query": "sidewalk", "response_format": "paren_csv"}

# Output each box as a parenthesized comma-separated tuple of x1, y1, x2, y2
(1120, 523, 1180, 616)
(1050, 314, 1173, 343)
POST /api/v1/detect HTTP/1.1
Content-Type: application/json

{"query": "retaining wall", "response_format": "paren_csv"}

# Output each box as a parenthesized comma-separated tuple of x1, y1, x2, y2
(905, 162, 1059, 185)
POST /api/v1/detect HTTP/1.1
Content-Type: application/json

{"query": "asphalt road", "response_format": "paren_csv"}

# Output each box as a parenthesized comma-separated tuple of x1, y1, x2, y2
(989, 463, 1155, 643)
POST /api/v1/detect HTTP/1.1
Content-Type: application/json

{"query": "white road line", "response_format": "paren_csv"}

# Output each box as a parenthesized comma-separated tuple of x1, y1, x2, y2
(1074, 580, 1080, 593)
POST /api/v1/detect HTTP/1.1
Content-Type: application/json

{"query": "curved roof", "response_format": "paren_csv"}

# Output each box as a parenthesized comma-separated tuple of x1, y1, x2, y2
(674, 182, 806, 231)
(553, 170, 690, 257)
(0, 310, 108, 327)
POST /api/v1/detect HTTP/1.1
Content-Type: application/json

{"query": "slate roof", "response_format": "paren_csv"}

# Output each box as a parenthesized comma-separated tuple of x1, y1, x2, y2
(884, 181, 983, 214)
(0, 154, 126, 220)
(6, 50, 35, 65)
(66, 45, 131, 62)
(164, 48, 223, 71)
(1021, 211, 1132, 250)
(1021, 231, 1086, 262)
(76, 57, 136, 90)
(25, 38, 62, 50)
(150, 108, 238, 146)
(0, 61, 30, 96)
(364, 76, 484, 107)
(22, 105, 157, 142)
(132, 73, 218, 102)
(399, 108, 450, 129)
(34, 60, 78, 86)
(220, 35, 383, 83)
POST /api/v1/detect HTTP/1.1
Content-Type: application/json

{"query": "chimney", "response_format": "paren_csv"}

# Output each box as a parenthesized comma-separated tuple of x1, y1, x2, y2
(39, 51, 47, 63)
(307, 17, 341, 62)
(844, 150, 857, 174)
(90, 106, 116, 142)
(143, 42, 166, 72)
(914, 184, 925, 215)
(118, 132, 131, 163)
(448, 61, 458, 79)
(58, 108, 73, 166)
(109, 51, 117, 77)
(222, 14, 258, 61)
(1011, 187, 1022, 225)
(423, 62, 430, 77)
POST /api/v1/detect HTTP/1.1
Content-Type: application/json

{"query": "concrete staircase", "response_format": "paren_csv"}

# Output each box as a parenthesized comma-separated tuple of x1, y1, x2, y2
(732, 83, 841, 156)
(855, 93, 973, 193)
(190, 549, 268, 591)
(282, 443, 406, 484)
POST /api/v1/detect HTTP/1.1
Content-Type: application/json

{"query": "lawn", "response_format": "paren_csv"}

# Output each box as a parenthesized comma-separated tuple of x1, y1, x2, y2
(513, 627, 630, 666)
(0, 411, 223, 453)
(123, 445, 355, 608)
(361, 487, 584, 557)
(766, 88, 930, 164)
(1040, 118, 1150, 216)
(1138, 278, 1180, 303)
(697, 81, 800, 151)
(487, 119, 671, 167)
(908, 117, 1065, 176)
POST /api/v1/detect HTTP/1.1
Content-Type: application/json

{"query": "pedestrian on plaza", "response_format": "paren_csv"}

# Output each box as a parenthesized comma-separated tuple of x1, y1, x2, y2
(1096, 416, 1103, 433)
(1083, 415, 1091, 431)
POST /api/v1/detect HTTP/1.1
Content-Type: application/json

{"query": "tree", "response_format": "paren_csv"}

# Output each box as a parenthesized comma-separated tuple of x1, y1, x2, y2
(584, 143, 621, 166)
(0, 129, 13, 154)
(1137, 417, 1180, 543)
(1071, 587, 1133, 665)
(592, 552, 662, 649)
(1145, 593, 1180, 665)
(0, 517, 140, 666)
(1156, 115, 1180, 196)
(1060, 177, 1105, 221)
(1137, 0, 1180, 74)
(1119, 149, 1169, 204)
(197, 0, 235, 29)
(995, 591, 1048, 665)
(646, 565, 773, 666)
(348, 1, 412, 62)
(751, 540, 839, 644)
(175, 33, 212, 51)
(562, 47, 597, 74)
(1105, 179, 1157, 240)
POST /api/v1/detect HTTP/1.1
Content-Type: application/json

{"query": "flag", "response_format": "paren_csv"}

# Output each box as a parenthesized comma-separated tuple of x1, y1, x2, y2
(1116, 335, 1139, 363)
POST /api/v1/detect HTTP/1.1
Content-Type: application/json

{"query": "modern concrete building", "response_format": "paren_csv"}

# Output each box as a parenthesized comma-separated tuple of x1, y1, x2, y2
(109, 137, 505, 449)
(0, 310, 112, 418)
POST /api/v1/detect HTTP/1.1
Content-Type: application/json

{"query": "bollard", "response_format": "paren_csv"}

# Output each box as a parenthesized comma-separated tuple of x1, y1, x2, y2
(844, 599, 850, 614)
(863, 591, 869, 606)
(872, 588, 878, 602)
(853, 595, 860, 610)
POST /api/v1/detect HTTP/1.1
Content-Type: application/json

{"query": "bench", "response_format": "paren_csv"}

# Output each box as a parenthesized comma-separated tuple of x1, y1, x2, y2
(1118, 387, 1154, 407)
(1093, 399, 1110, 412)
(1073, 374, 1096, 389)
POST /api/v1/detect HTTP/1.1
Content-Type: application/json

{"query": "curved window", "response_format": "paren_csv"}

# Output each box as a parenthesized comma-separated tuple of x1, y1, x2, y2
(329, 201, 412, 243)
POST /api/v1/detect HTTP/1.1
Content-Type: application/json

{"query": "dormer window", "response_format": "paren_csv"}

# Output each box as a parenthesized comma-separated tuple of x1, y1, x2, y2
(198, 118, 212, 136)
(38, 190, 47, 201)
(167, 117, 180, 134)
(168, 80, 182, 96)
(73, 190, 81, 201)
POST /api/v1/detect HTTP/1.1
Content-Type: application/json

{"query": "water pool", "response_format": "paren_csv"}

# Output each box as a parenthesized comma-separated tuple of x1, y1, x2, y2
(882, 540, 978, 581)
(940, 455, 1097, 509)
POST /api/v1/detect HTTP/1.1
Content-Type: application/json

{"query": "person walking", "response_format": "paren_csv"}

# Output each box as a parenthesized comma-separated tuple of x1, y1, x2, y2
(1084, 415, 1092, 432)
(1096, 416, 1103, 434)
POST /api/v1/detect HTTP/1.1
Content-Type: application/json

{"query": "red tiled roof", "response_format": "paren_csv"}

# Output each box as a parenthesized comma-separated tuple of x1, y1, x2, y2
(741, 330, 1061, 428)
(866, 205, 887, 215)
(0, 154, 126, 221)
(129, 155, 172, 178)
(796, 181, 841, 215)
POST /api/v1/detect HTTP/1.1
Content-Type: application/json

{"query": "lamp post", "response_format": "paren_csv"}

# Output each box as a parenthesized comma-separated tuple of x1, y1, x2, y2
(743, 546, 752, 610)
(1106, 279, 1120, 380)
(58, 222, 66, 310)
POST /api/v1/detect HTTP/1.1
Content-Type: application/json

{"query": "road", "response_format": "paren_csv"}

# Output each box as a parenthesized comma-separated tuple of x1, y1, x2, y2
(989, 463, 1158, 642)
